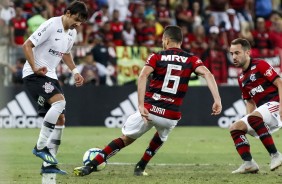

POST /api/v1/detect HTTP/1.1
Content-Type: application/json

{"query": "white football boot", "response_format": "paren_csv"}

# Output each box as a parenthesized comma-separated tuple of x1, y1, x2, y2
(270, 151, 282, 171)
(232, 159, 259, 174)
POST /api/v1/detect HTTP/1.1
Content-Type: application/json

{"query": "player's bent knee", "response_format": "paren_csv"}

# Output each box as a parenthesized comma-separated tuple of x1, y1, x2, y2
(249, 111, 262, 118)
(52, 100, 66, 114)
(247, 115, 261, 122)
(229, 121, 247, 132)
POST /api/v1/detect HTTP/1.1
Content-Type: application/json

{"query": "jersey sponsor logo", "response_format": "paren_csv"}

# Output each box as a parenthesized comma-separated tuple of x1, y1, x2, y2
(0, 91, 43, 128)
(161, 55, 188, 63)
(264, 67, 273, 77)
(152, 93, 174, 102)
(55, 38, 60, 41)
(249, 85, 264, 96)
(250, 73, 256, 82)
(152, 93, 161, 100)
(146, 53, 154, 64)
(104, 92, 138, 128)
(57, 29, 62, 33)
(41, 26, 48, 34)
(48, 48, 64, 57)
(150, 105, 166, 115)
(42, 82, 55, 94)
(38, 96, 45, 107)
(40, 22, 51, 33)
(217, 99, 246, 128)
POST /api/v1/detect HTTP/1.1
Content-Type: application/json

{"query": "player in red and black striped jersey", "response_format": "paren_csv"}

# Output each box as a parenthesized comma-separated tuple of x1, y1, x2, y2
(229, 38, 282, 174)
(74, 25, 222, 177)
(143, 48, 204, 120)
(238, 58, 279, 107)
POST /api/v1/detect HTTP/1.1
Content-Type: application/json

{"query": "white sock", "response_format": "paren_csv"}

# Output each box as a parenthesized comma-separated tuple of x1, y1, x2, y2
(43, 126, 64, 167)
(37, 122, 55, 150)
(37, 101, 65, 149)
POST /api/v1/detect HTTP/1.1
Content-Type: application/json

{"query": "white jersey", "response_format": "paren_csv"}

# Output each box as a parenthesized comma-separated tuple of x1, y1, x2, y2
(22, 16, 77, 79)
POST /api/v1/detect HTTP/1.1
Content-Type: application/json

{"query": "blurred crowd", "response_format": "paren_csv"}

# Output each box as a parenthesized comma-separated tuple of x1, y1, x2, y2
(1, 0, 282, 86)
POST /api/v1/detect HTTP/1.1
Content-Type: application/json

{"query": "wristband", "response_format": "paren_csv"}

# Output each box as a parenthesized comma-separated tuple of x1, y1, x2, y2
(72, 68, 79, 75)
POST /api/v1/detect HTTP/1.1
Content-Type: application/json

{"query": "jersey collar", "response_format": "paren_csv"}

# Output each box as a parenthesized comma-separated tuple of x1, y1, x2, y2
(167, 47, 182, 51)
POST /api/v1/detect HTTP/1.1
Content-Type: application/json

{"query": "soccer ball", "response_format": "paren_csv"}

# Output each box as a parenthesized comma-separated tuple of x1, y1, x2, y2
(82, 148, 107, 171)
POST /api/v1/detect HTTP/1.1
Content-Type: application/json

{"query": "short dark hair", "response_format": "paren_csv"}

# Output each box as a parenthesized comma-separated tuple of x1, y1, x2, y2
(231, 38, 251, 51)
(64, 1, 88, 22)
(163, 25, 183, 43)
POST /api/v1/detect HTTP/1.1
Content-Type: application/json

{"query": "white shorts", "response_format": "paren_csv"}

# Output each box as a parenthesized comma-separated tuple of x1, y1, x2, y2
(240, 101, 282, 138)
(121, 111, 178, 141)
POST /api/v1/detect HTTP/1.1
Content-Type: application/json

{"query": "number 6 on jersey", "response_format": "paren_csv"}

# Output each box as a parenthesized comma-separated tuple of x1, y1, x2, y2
(161, 64, 182, 94)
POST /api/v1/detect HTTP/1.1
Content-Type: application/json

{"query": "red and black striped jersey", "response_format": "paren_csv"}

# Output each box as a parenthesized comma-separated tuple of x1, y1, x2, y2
(238, 58, 280, 107)
(144, 48, 204, 120)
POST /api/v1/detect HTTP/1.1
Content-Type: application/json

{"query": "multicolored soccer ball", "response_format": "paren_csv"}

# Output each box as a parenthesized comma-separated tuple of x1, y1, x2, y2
(82, 148, 107, 171)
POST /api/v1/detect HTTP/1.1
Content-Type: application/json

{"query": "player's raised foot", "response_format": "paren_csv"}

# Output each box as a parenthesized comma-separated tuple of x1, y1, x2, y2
(41, 164, 67, 175)
(134, 165, 148, 176)
(32, 146, 58, 164)
(232, 159, 259, 174)
(73, 165, 96, 176)
(270, 151, 282, 171)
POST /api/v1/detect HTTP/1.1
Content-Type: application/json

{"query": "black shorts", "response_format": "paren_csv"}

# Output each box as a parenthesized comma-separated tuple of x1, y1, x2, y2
(23, 74, 64, 117)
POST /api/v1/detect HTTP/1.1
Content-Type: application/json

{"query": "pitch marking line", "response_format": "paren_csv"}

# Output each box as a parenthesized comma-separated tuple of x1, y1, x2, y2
(108, 162, 236, 166)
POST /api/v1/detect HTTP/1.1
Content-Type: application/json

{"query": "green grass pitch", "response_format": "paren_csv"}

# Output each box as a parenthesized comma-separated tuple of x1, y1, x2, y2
(1, 127, 282, 184)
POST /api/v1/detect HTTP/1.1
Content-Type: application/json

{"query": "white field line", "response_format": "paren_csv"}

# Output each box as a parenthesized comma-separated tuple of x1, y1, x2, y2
(108, 162, 237, 166)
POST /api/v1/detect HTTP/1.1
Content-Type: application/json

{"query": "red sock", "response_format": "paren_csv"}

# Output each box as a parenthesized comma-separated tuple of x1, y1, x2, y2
(230, 130, 252, 161)
(91, 138, 125, 167)
(248, 115, 277, 154)
(137, 132, 163, 169)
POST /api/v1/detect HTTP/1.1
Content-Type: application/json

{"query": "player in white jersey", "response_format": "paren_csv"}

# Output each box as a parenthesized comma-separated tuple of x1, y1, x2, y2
(22, 1, 88, 175)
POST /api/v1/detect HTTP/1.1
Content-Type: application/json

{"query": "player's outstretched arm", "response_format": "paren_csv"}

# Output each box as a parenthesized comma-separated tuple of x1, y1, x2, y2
(195, 65, 222, 115)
